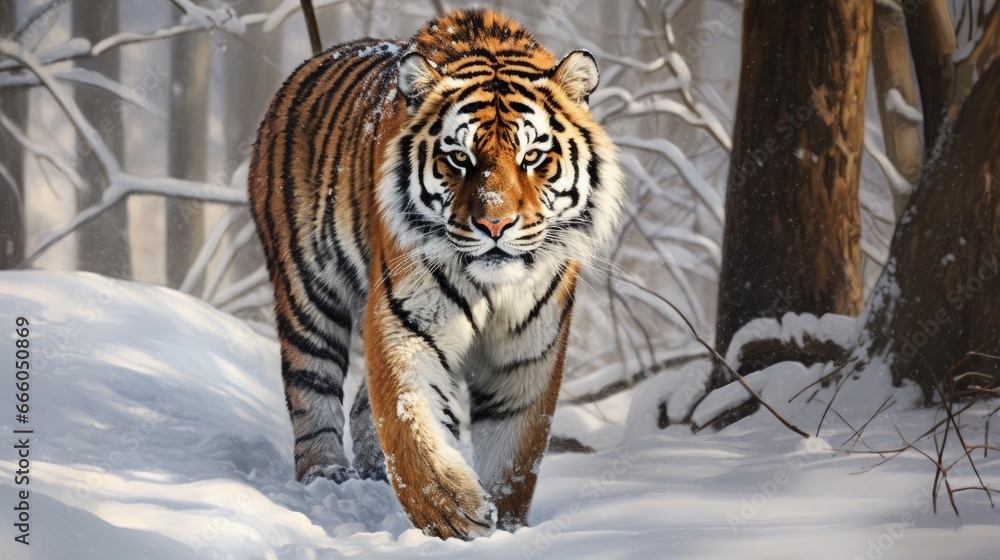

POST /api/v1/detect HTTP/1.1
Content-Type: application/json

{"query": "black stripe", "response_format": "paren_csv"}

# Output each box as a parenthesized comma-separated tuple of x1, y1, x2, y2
(548, 160, 563, 184)
(261, 52, 336, 291)
(309, 41, 384, 261)
(427, 263, 479, 335)
(278, 54, 371, 327)
(430, 383, 449, 402)
(499, 69, 546, 80)
(493, 49, 541, 60)
(314, 56, 389, 293)
(381, 257, 453, 375)
(442, 517, 461, 539)
(276, 313, 348, 371)
(451, 70, 494, 80)
(557, 139, 582, 209)
(470, 387, 533, 423)
(549, 137, 563, 156)
(351, 394, 370, 414)
(577, 125, 602, 198)
(451, 47, 498, 64)
(298, 266, 354, 331)
(497, 299, 572, 374)
(283, 367, 345, 400)
(458, 100, 489, 114)
(275, 271, 350, 370)
(471, 402, 532, 423)
(347, 70, 386, 273)
(307, 52, 355, 228)
(450, 57, 495, 73)
(507, 80, 536, 101)
(442, 408, 460, 439)
(417, 140, 445, 210)
(295, 427, 341, 445)
(470, 279, 494, 316)
(514, 264, 567, 335)
(516, 231, 546, 243)
(395, 134, 436, 235)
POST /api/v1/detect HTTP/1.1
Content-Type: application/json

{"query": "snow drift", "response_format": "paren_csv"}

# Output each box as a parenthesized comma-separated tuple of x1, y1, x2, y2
(0, 271, 996, 560)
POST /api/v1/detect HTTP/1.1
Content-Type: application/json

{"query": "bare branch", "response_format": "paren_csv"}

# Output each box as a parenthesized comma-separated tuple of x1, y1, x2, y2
(617, 277, 811, 439)
(21, 176, 248, 269)
(563, 351, 708, 405)
(300, 0, 323, 56)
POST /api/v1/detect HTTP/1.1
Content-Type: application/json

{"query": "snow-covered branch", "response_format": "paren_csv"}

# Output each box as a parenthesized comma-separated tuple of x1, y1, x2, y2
(863, 131, 913, 199)
(0, 113, 86, 193)
(614, 135, 724, 224)
(22, 176, 248, 269)
(0, 39, 119, 181)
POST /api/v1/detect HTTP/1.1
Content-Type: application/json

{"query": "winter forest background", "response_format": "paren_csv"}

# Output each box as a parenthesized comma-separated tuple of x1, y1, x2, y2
(1, 0, 745, 358)
(1, 0, 999, 558)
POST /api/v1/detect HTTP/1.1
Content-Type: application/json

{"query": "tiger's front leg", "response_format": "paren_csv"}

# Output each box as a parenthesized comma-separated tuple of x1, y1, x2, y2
(470, 262, 578, 531)
(364, 255, 496, 540)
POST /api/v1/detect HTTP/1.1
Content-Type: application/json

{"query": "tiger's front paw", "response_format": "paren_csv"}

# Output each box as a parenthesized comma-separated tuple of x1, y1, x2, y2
(393, 465, 497, 540)
(301, 464, 359, 485)
(355, 463, 389, 482)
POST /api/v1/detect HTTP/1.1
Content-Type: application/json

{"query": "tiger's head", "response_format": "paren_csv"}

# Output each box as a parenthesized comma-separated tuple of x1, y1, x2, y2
(379, 10, 624, 286)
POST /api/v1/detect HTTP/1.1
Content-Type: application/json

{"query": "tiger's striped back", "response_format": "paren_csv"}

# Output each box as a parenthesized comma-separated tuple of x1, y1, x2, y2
(250, 38, 407, 318)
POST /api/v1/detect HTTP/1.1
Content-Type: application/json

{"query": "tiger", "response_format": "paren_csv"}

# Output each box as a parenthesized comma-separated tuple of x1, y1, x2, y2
(248, 9, 624, 540)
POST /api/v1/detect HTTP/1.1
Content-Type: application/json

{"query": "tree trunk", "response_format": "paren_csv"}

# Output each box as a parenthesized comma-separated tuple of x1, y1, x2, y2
(73, 0, 131, 278)
(860, 56, 1000, 401)
(904, 0, 956, 148)
(165, 12, 210, 288)
(0, 0, 26, 270)
(713, 0, 871, 382)
(871, 0, 923, 216)
(953, 1, 1000, 119)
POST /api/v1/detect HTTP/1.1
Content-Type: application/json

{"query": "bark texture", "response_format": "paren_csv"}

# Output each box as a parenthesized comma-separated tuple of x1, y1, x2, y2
(862, 58, 1000, 399)
(714, 0, 871, 380)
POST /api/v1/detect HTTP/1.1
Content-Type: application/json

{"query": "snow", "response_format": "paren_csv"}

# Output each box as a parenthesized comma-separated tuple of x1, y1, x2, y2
(884, 88, 923, 124)
(725, 311, 856, 372)
(477, 186, 503, 209)
(2, 271, 998, 559)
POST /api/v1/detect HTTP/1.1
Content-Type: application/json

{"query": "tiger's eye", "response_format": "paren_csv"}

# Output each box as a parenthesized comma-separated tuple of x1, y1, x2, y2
(454, 152, 468, 162)
(523, 150, 539, 163)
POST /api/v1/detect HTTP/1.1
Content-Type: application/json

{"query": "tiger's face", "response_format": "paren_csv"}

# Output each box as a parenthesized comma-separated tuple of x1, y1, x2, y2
(380, 47, 624, 286)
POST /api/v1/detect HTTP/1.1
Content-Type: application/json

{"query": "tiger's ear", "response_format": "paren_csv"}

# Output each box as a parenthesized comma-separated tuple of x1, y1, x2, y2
(398, 52, 442, 108)
(552, 50, 600, 105)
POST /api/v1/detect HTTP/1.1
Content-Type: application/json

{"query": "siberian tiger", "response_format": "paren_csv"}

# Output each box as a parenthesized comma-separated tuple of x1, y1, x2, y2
(248, 9, 624, 539)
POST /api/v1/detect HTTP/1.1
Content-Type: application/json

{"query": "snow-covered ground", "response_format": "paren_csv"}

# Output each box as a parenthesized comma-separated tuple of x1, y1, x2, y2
(1, 271, 996, 560)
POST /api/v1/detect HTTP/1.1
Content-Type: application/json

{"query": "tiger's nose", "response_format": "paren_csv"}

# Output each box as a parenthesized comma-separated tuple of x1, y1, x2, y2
(474, 215, 517, 240)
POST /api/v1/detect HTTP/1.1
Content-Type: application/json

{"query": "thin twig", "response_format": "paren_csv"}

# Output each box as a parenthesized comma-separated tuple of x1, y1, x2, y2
(843, 395, 896, 452)
(563, 351, 709, 405)
(930, 365, 995, 508)
(788, 362, 847, 403)
(617, 277, 810, 439)
(816, 364, 855, 436)
(300, 0, 322, 56)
